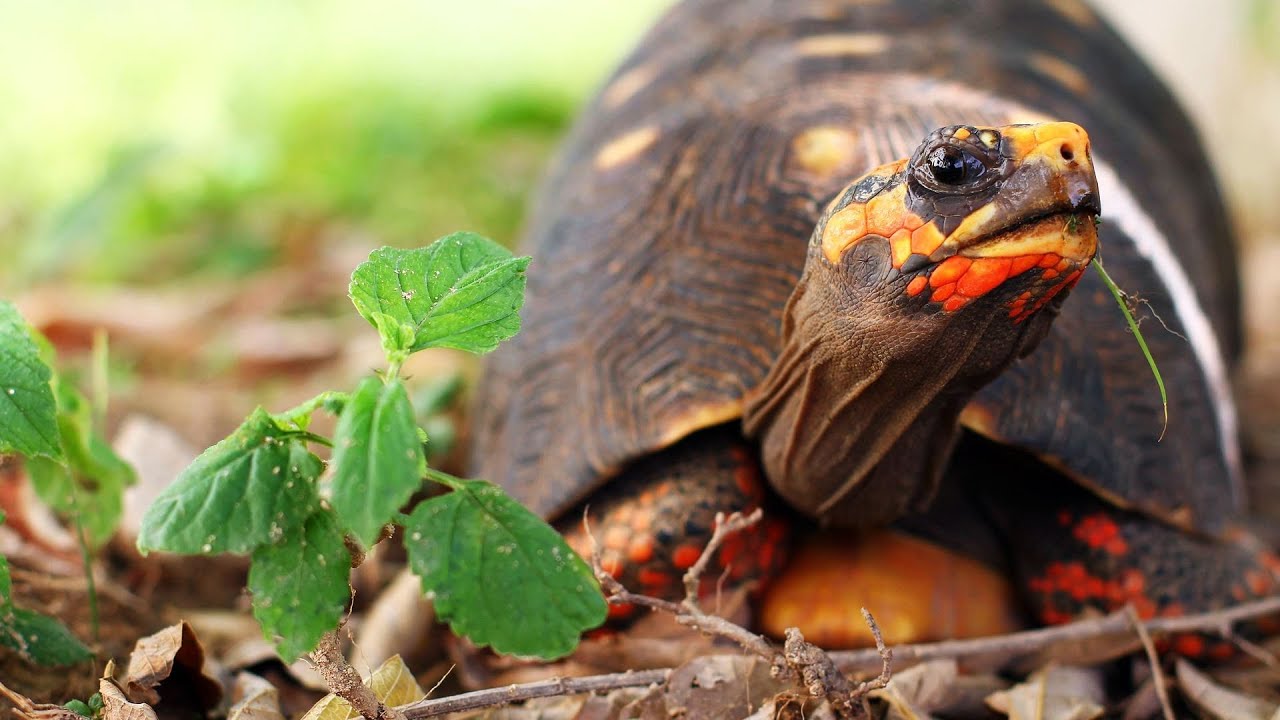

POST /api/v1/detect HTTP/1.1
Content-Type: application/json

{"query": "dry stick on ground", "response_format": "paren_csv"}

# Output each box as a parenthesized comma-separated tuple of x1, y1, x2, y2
(1127, 605, 1176, 720)
(395, 597, 1280, 719)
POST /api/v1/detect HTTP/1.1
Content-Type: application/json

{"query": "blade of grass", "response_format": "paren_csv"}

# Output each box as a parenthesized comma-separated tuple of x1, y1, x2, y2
(1093, 258, 1168, 440)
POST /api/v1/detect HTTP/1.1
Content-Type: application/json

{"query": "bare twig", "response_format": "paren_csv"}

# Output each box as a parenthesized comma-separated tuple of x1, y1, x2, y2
(853, 608, 892, 695)
(828, 596, 1280, 674)
(1126, 605, 1175, 720)
(389, 596, 1280, 720)
(399, 669, 669, 718)
(681, 509, 763, 609)
(784, 628, 857, 718)
(310, 631, 404, 720)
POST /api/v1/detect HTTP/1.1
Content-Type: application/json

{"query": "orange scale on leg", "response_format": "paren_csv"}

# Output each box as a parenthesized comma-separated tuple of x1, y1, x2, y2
(603, 525, 631, 551)
(673, 544, 703, 570)
(627, 536, 655, 565)
(1173, 635, 1205, 657)
(957, 257, 1013, 298)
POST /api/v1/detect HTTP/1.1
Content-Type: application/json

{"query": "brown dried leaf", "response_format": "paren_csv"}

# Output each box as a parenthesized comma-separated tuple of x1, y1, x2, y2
(299, 654, 425, 720)
(228, 673, 284, 720)
(1176, 659, 1280, 720)
(659, 654, 792, 720)
(99, 680, 158, 720)
(123, 622, 222, 710)
(871, 660, 955, 719)
(986, 665, 1105, 720)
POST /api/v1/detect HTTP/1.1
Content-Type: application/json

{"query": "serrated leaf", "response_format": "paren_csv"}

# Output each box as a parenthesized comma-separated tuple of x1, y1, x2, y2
(403, 477, 606, 659)
(0, 301, 62, 459)
(248, 510, 351, 661)
(0, 606, 93, 665)
(348, 233, 530, 356)
(137, 408, 323, 555)
(329, 377, 423, 548)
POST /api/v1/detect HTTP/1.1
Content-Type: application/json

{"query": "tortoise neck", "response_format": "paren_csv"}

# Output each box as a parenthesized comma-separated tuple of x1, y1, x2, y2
(741, 240, 1008, 529)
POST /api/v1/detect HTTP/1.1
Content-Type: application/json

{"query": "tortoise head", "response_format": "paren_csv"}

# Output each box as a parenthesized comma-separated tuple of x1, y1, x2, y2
(743, 122, 1100, 529)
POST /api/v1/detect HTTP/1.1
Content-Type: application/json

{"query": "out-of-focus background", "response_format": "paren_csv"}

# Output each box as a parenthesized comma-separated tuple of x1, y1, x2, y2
(0, 0, 1276, 475)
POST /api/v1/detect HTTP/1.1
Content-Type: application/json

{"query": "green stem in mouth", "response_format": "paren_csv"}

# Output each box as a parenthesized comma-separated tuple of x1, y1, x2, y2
(1093, 258, 1168, 440)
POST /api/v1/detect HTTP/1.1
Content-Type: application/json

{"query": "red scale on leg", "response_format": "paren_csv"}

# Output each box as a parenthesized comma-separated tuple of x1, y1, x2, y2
(558, 429, 792, 626)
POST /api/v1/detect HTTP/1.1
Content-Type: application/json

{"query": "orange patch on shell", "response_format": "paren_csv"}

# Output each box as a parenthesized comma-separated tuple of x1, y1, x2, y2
(673, 544, 702, 570)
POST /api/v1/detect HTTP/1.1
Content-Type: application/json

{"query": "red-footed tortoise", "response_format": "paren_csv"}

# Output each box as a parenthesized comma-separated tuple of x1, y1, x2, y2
(471, 0, 1279, 653)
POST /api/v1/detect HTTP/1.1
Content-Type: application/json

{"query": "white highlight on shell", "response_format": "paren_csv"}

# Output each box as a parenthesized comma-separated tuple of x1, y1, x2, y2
(1093, 159, 1243, 508)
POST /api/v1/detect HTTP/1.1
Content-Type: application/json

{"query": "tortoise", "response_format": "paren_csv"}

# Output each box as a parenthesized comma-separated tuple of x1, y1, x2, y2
(472, 0, 1279, 652)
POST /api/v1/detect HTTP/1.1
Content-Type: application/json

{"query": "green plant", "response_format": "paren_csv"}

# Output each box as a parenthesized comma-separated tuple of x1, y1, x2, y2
(136, 232, 607, 661)
(0, 299, 124, 665)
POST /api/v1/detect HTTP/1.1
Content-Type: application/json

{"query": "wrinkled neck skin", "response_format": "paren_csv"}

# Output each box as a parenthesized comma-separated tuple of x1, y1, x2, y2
(742, 237, 1057, 530)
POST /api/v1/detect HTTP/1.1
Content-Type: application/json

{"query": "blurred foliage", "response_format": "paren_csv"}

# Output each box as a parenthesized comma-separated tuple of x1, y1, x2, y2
(0, 0, 669, 293)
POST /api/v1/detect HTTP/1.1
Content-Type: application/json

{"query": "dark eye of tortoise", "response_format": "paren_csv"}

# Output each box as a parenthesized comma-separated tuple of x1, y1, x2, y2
(926, 146, 985, 186)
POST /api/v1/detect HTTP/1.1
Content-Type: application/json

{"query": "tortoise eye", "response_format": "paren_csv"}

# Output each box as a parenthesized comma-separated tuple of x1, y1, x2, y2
(926, 146, 985, 186)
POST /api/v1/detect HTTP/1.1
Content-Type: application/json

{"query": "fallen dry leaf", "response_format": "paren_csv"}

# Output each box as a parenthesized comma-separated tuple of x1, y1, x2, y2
(100, 679, 158, 720)
(228, 672, 285, 720)
(300, 654, 425, 720)
(123, 622, 223, 710)
(1176, 659, 1280, 720)
(986, 665, 1105, 720)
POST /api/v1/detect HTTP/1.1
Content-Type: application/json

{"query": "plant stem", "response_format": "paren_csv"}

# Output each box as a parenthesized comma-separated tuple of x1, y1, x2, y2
(67, 483, 99, 642)
(1093, 259, 1168, 439)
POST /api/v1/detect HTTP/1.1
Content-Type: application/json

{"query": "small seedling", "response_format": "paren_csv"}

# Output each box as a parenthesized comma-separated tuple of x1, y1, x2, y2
(1093, 259, 1169, 438)
(137, 232, 607, 661)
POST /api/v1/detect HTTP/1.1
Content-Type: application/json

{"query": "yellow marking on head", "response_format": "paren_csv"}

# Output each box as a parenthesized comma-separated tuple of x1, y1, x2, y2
(941, 202, 998, 251)
(820, 205, 867, 264)
(794, 33, 890, 57)
(864, 183, 908, 237)
(1045, 0, 1098, 27)
(890, 229, 912, 268)
(1027, 53, 1090, 95)
(952, 128, 972, 140)
(594, 126, 660, 170)
(602, 64, 657, 108)
(792, 126, 859, 177)
(979, 130, 999, 148)
(910, 222, 945, 257)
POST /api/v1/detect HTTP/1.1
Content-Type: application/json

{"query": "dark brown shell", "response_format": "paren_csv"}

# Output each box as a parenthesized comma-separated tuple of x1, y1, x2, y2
(471, 0, 1242, 535)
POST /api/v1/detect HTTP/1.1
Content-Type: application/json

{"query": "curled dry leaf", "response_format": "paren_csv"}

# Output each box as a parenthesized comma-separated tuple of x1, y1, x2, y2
(301, 654, 425, 720)
(123, 622, 223, 710)
(870, 659, 1012, 720)
(985, 665, 1105, 720)
(228, 672, 285, 720)
(99, 679, 158, 720)
(630, 654, 793, 720)
(1175, 659, 1280, 720)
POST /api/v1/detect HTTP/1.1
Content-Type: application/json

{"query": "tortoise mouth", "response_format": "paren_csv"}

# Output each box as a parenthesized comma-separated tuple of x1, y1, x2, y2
(957, 210, 1098, 263)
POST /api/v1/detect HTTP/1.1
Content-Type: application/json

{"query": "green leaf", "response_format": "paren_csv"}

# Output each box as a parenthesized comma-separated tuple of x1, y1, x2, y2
(249, 510, 351, 661)
(0, 301, 62, 459)
(0, 552, 10, 604)
(63, 699, 94, 718)
(0, 606, 93, 666)
(348, 233, 530, 356)
(403, 476, 606, 659)
(329, 377, 424, 548)
(27, 380, 136, 547)
(1093, 259, 1169, 438)
(137, 408, 323, 555)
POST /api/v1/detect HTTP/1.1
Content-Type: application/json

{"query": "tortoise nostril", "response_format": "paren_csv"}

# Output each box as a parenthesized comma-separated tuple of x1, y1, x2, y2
(1060, 144, 1075, 162)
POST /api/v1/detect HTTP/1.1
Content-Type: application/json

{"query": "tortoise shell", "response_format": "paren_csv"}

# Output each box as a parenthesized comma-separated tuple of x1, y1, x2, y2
(471, 0, 1243, 536)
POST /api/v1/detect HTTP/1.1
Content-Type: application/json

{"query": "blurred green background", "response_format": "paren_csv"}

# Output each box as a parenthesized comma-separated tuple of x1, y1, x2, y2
(0, 0, 1275, 293)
